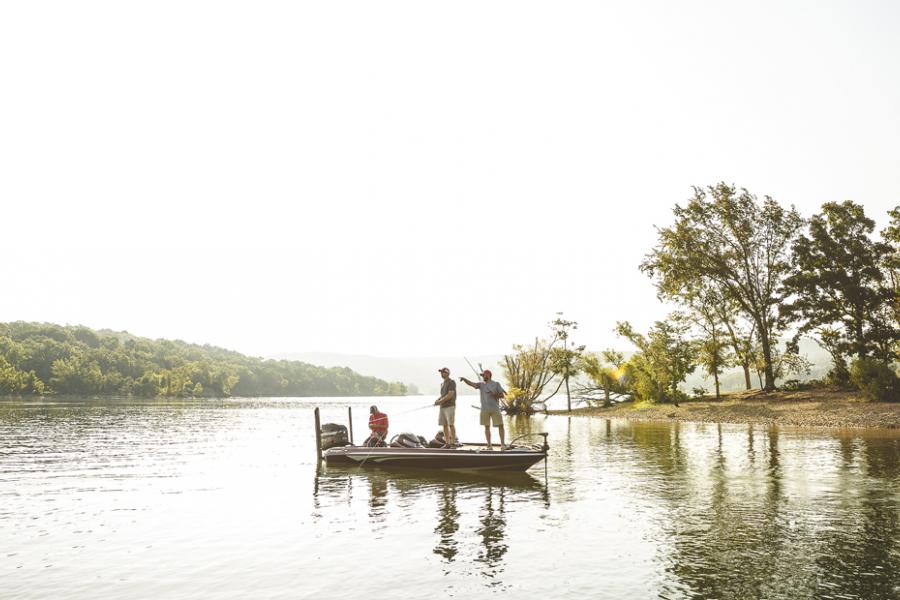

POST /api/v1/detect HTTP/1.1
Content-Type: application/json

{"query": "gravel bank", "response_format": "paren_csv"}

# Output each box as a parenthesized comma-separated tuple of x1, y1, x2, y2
(549, 389, 900, 429)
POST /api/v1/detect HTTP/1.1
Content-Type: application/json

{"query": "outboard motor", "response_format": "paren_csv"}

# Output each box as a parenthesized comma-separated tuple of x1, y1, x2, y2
(320, 423, 349, 450)
(390, 432, 424, 448)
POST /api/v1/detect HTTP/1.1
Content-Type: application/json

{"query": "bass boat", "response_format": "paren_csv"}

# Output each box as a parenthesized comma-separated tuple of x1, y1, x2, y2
(322, 435, 549, 472)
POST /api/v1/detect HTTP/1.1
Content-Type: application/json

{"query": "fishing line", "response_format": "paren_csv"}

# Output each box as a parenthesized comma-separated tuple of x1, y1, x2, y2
(396, 403, 435, 415)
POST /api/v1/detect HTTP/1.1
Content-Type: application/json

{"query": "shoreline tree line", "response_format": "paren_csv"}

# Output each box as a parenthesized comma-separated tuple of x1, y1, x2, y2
(0, 322, 407, 397)
(501, 184, 900, 410)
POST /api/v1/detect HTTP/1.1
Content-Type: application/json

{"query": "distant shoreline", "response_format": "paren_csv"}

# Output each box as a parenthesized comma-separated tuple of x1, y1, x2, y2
(0, 393, 415, 400)
(547, 389, 900, 430)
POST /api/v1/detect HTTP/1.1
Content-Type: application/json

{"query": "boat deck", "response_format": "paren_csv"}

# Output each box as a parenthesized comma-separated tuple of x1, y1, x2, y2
(322, 442, 547, 472)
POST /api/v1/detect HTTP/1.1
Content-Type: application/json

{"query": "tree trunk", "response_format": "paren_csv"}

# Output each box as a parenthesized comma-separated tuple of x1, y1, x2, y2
(742, 362, 752, 390)
(722, 318, 753, 390)
(713, 370, 720, 399)
(564, 336, 571, 412)
(854, 313, 867, 359)
(759, 329, 776, 391)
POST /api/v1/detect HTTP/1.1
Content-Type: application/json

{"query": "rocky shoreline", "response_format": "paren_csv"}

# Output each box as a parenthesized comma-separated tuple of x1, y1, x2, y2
(548, 389, 900, 429)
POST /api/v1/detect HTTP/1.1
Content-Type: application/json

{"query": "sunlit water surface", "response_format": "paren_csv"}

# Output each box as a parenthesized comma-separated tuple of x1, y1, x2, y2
(2, 396, 900, 599)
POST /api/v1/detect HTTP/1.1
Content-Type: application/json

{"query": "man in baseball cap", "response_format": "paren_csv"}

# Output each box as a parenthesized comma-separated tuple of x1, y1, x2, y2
(364, 405, 389, 447)
(460, 369, 507, 450)
(433, 367, 457, 447)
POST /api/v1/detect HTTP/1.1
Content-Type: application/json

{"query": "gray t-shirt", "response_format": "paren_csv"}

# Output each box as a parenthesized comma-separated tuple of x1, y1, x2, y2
(440, 378, 456, 407)
(476, 380, 505, 412)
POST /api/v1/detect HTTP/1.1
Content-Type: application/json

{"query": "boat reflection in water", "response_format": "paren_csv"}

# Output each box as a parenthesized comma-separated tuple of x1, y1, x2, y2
(312, 464, 548, 584)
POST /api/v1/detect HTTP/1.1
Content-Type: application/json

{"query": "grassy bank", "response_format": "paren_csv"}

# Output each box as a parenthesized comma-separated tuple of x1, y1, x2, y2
(548, 389, 900, 429)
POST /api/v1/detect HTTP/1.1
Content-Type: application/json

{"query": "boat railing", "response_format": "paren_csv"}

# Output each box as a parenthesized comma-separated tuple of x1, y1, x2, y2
(508, 432, 549, 453)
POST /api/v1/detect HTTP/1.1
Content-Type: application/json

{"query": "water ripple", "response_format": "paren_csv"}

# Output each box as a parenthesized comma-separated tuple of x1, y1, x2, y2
(2, 398, 900, 599)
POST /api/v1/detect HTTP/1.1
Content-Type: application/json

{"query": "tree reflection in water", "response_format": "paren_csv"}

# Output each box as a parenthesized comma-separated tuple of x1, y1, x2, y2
(475, 486, 508, 581)
(617, 420, 900, 600)
(814, 435, 900, 599)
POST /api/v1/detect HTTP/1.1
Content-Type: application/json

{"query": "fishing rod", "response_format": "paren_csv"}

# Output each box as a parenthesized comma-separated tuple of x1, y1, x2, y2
(464, 357, 485, 409)
(397, 402, 436, 415)
(464, 357, 483, 381)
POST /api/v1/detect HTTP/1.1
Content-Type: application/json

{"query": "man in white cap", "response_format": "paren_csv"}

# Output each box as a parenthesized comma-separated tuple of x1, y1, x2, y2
(460, 369, 506, 450)
(434, 367, 457, 447)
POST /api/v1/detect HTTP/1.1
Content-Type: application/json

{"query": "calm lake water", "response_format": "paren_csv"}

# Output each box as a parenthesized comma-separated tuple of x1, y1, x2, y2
(2, 395, 900, 599)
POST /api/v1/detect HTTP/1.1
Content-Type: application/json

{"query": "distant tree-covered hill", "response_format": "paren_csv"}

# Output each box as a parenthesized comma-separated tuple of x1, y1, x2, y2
(0, 322, 407, 397)
(273, 352, 504, 395)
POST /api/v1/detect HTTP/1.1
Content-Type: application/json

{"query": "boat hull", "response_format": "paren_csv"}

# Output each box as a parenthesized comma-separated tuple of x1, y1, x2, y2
(323, 445, 546, 472)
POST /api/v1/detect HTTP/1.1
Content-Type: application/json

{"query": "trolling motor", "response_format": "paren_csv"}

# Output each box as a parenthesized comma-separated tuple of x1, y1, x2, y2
(538, 432, 549, 454)
(508, 432, 550, 454)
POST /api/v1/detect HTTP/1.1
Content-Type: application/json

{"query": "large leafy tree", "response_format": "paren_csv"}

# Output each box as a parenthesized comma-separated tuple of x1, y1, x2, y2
(616, 315, 696, 404)
(641, 183, 803, 391)
(781, 201, 898, 363)
(882, 206, 900, 330)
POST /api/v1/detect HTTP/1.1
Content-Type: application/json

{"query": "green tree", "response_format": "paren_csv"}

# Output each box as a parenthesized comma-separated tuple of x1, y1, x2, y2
(548, 313, 584, 412)
(816, 326, 851, 385)
(501, 314, 583, 414)
(577, 349, 627, 407)
(616, 315, 696, 404)
(0, 356, 30, 394)
(782, 201, 898, 363)
(881, 206, 900, 333)
(850, 357, 900, 402)
(49, 355, 104, 394)
(685, 289, 757, 391)
(502, 338, 558, 414)
(679, 285, 733, 399)
(641, 183, 803, 391)
(696, 333, 729, 400)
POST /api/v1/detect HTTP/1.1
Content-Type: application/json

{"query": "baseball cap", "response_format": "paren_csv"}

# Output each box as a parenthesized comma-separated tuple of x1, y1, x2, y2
(438, 367, 450, 374)
(481, 369, 492, 378)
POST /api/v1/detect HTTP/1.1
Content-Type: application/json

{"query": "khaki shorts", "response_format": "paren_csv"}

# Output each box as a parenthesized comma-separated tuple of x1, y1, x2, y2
(438, 405, 456, 426)
(480, 410, 502, 427)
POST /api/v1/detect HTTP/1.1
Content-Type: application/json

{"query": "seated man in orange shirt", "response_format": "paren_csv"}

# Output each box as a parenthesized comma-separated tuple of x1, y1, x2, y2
(364, 405, 389, 447)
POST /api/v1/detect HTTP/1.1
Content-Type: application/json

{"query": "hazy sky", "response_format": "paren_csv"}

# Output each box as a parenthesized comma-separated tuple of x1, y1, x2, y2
(2, 1, 899, 359)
